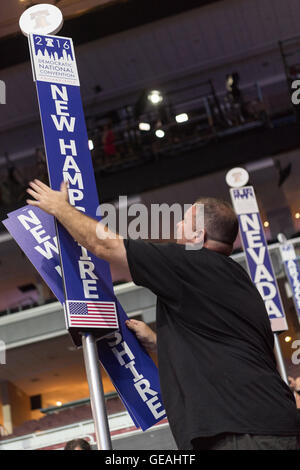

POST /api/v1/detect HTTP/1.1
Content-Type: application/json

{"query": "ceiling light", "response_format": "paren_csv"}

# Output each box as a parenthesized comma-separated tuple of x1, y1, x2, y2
(148, 90, 163, 105)
(285, 336, 292, 343)
(295, 213, 300, 219)
(175, 113, 189, 123)
(139, 122, 151, 131)
(263, 221, 269, 228)
(56, 401, 62, 407)
(88, 140, 94, 150)
(155, 129, 165, 138)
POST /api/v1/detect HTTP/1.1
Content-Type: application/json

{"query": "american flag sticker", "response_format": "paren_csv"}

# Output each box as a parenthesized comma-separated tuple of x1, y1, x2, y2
(66, 300, 119, 329)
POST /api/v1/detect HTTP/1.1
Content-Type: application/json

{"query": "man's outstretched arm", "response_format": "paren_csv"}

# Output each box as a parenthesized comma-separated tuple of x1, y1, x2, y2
(26, 179, 129, 271)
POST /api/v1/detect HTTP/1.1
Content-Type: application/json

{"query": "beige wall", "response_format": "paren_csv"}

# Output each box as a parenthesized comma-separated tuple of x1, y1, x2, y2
(0, 381, 31, 433)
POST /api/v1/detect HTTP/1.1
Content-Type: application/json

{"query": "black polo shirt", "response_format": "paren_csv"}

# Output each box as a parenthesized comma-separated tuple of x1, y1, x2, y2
(124, 239, 300, 449)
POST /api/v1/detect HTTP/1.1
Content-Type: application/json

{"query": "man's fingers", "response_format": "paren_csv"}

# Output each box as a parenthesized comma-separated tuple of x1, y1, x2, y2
(27, 188, 41, 200)
(33, 179, 50, 191)
(125, 320, 141, 332)
(125, 320, 156, 352)
(126, 319, 141, 325)
(29, 181, 44, 194)
(26, 199, 40, 206)
(126, 319, 140, 328)
(288, 377, 295, 387)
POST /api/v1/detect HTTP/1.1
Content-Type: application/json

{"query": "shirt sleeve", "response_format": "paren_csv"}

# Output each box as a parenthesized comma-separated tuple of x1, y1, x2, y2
(123, 238, 182, 304)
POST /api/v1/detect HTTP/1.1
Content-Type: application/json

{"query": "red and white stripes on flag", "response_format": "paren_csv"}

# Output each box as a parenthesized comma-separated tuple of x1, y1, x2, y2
(67, 300, 118, 329)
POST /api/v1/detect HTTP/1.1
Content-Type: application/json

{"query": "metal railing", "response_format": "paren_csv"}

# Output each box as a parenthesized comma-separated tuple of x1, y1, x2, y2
(40, 391, 119, 415)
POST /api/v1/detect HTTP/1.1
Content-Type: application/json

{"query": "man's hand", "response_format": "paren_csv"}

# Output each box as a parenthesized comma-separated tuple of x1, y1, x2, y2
(26, 179, 69, 216)
(288, 376, 300, 409)
(126, 319, 157, 353)
(288, 376, 300, 391)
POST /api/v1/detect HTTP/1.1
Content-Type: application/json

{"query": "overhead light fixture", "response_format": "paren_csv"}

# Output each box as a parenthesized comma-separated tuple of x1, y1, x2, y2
(139, 122, 151, 131)
(175, 113, 189, 123)
(148, 90, 163, 105)
(88, 140, 94, 150)
(263, 221, 269, 228)
(284, 336, 292, 343)
(155, 129, 165, 138)
(295, 213, 300, 219)
(56, 401, 62, 407)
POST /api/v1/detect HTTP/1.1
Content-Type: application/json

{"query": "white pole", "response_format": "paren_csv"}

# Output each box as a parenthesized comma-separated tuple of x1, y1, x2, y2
(273, 333, 289, 385)
(82, 333, 112, 450)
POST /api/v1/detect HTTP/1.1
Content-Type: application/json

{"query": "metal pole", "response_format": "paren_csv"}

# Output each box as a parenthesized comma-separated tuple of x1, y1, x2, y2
(273, 333, 289, 385)
(82, 333, 112, 450)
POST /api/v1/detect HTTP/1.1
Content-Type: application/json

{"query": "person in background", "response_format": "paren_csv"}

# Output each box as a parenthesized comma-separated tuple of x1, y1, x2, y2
(102, 123, 116, 165)
(64, 438, 91, 450)
(225, 72, 245, 125)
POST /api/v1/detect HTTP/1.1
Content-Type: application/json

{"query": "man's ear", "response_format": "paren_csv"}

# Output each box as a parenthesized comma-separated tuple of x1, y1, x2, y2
(194, 228, 206, 244)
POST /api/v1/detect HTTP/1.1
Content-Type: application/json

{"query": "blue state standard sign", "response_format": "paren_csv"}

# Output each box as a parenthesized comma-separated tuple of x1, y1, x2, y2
(230, 186, 288, 332)
(280, 243, 300, 324)
(28, 33, 119, 345)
